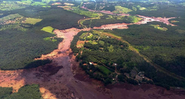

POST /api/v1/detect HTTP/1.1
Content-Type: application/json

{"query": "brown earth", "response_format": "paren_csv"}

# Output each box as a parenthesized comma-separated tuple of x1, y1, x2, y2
(93, 23, 128, 30)
(108, 83, 185, 99)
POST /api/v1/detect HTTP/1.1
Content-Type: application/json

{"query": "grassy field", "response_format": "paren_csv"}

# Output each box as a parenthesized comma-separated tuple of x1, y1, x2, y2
(23, 18, 42, 25)
(89, 40, 98, 45)
(71, 7, 99, 18)
(41, 26, 54, 34)
(98, 66, 112, 75)
(113, 6, 132, 14)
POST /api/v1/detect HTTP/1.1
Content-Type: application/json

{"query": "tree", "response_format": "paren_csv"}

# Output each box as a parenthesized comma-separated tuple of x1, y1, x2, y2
(108, 45, 114, 52)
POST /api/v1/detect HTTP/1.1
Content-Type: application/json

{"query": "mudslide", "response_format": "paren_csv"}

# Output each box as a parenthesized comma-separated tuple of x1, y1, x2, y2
(0, 16, 185, 99)
(0, 27, 111, 99)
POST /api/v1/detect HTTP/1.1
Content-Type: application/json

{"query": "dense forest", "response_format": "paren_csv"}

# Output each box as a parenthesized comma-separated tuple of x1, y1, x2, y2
(104, 22, 185, 77)
(83, 15, 140, 28)
(70, 1, 185, 89)
(0, 84, 42, 99)
(0, 7, 84, 69)
(71, 28, 185, 89)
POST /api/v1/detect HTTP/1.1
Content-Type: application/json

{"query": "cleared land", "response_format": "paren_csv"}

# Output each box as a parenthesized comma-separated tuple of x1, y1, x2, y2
(23, 18, 42, 25)
(41, 26, 54, 34)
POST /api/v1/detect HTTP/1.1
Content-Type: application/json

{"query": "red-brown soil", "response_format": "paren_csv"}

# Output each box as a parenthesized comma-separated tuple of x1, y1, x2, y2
(93, 23, 128, 30)
(107, 83, 185, 99)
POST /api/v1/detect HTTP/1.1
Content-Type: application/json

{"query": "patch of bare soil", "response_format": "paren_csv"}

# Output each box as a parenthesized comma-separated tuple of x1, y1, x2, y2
(136, 15, 176, 26)
(93, 23, 129, 30)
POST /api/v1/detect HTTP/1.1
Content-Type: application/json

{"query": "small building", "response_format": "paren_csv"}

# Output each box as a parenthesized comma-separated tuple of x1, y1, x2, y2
(89, 62, 93, 65)
(113, 63, 117, 66)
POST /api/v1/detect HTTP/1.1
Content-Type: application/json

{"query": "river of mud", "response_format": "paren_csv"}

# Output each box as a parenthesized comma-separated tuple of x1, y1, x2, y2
(0, 15, 184, 99)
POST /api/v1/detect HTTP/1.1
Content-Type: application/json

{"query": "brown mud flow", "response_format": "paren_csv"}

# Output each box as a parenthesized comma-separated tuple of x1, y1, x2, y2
(0, 28, 110, 99)
(0, 16, 184, 99)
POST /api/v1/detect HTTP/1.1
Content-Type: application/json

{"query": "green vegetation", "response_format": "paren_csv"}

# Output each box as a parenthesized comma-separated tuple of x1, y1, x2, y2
(17, 0, 32, 5)
(71, 30, 150, 85)
(31, 2, 47, 6)
(130, 3, 184, 17)
(98, 66, 112, 75)
(72, 26, 185, 88)
(0, 1, 26, 11)
(23, 18, 42, 25)
(79, 33, 93, 40)
(102, 21, 185, 87)
(176, 29, 185, 34)
(1, 0, 185, 90)
(150, 24, 168, 31)
(0, 14, 28, 31)
(34, 8, 83, 29)
(129, 16, 142, 23)
(83, 15, 141, 28)
(41, 26, 54, 34)
(103, 6, 115, 12)
(0, 0, 60, 11)
(113, 6, 132, 14)
(108, 45, 114, 52)
(42, 5, 51, 8)
(0, 7, 84, 69)
(0, 14, 23, 23)
(0, 24, 27, 31)
(89, 40, 98, 45)
(71, 2, 185, 87)
(0, 28, 62, 69)
(43, 37, 58, 42)
(137, 4, 158, 11)
(70, 7, 99, 18)
(0, 87, 12, 99)
(0, 84, 42, 99)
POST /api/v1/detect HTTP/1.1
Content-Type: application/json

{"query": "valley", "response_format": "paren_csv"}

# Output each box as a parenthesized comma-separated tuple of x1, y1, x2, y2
(1, 0, 185, 99)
